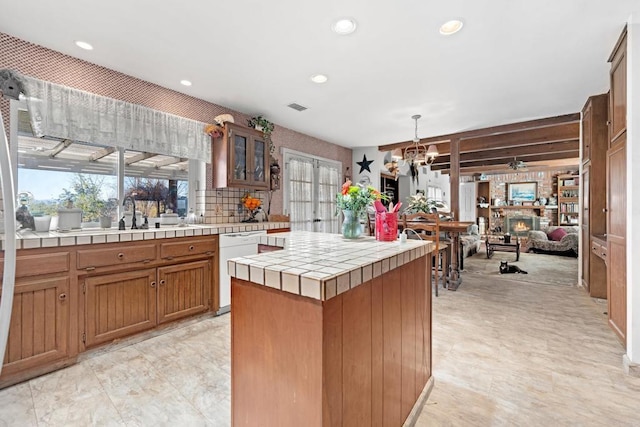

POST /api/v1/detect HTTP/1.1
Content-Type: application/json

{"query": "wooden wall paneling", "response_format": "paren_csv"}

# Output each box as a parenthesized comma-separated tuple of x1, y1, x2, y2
(382, 267, 402, 426)
(371, 275, 383, 427)
(323, 293, 343, 427)
(401, 260, 416, 419)
(342, 280, 372, 426)
(231, 279, 324, 427)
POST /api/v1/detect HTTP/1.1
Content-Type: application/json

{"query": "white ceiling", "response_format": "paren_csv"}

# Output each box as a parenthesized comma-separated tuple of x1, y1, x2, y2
(0, 0, 637, 149)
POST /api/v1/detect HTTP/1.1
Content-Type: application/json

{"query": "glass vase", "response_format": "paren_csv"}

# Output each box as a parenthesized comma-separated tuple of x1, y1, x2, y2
(342, 209, 363, 239)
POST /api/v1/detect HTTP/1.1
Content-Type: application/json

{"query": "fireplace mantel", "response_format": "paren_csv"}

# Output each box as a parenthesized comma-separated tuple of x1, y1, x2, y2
(491, 206, 545, 216)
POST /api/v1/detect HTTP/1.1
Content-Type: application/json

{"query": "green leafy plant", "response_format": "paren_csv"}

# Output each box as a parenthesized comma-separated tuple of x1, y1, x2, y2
(247, 116, 276, 155)
(336, 180, 388, 214)
(404, 193, 437, 214)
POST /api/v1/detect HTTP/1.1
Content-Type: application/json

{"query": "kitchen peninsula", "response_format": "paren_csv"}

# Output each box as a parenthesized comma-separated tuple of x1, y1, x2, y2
(229, 231, 435, 426)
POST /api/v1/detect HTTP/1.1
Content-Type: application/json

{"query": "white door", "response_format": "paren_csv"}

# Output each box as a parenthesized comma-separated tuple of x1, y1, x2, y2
(459, 182, 476, 222)
(284, 151, 341, 233)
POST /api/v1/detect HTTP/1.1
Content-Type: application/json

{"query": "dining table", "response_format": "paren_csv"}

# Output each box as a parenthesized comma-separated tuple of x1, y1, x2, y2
(402, 219, 474, 291)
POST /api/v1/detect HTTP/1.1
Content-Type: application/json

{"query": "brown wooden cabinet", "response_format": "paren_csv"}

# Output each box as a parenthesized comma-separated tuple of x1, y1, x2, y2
(211, 122, 270, 190)
(85, 269, 157, 347)
(158, 260, 210, 324)
(1, 276, 70, 380)
(0, 248, 75, 388)
(606, 27, 627, 346)
(580, 94, 608, 298)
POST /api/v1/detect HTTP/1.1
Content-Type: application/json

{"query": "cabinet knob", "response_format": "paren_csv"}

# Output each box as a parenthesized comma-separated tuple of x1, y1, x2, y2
(160, 280, 166, 286)
(58, 293, 67, 301)
(117, 253, 125, 259)
(189, 245, 195, 251)
(603, 208, 608, 213)
(151, 281, 156, 288)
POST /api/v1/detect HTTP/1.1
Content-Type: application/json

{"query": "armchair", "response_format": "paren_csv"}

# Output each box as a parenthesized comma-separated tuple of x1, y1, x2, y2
(526, 226, 579, 256)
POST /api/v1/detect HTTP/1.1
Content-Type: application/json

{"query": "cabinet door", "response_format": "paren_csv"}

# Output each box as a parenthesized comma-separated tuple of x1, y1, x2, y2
(609, 34, 626, 145)
(85, 269, 157, 347)
(581, 167, 590, 291)
(230, 128, 249, 185)
(157, 260, 210, 324)
(251, 135, 269, 189)
(607, 140, 626, 344)
(1, 276, 69, 378)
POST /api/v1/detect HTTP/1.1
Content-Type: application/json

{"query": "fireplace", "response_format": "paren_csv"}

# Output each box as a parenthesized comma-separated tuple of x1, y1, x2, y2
(505, 215, 540, 236)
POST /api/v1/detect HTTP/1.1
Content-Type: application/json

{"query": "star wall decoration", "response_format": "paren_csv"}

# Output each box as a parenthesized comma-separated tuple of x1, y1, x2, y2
(357, 154, 374, 173)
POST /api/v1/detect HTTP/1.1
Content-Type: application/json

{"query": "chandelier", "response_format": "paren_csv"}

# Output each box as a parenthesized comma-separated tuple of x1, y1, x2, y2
(391, 115, 439, 166)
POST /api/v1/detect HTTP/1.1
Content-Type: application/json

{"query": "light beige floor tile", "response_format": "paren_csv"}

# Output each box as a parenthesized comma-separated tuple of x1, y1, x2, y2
(0, 382, 37, 426)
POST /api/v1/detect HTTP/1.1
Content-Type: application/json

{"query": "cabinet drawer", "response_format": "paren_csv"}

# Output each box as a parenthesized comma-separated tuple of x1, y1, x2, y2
(599, 245, 607, 260)
(0, 252, 70, 278)
(77, 245, 156, 269)
(160, 239, 216, 259)
(591, 242, 600, 254)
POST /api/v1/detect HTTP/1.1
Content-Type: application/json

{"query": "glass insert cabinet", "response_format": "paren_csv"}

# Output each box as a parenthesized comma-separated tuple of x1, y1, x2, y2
(211, 122, 270, 190)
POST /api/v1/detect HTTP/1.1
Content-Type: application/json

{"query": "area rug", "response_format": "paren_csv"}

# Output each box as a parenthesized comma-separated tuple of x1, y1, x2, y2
(461, 245, 579, 287)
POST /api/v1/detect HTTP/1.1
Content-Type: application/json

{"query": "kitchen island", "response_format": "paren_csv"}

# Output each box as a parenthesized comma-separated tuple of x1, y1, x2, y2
(229, 232, 435, 427)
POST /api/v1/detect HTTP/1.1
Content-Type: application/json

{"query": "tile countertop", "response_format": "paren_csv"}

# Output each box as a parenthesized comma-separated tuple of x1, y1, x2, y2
(2, 222, 289, 250)
(229, 231, 435, 301)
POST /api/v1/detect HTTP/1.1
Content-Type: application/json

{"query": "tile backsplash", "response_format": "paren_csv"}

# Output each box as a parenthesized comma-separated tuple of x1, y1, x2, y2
(196, 188, 268, 224)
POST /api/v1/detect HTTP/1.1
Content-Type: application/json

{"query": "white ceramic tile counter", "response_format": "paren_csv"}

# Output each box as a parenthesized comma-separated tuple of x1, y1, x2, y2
(228, 231, 435, 301)
(2, 222, 289, 249)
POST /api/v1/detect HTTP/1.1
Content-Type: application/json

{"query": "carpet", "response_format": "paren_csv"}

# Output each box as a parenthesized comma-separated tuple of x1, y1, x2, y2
(461, 244, 579, 287)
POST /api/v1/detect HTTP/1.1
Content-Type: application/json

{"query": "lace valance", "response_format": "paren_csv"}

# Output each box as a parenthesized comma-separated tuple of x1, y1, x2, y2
(23, 77, 211, 163)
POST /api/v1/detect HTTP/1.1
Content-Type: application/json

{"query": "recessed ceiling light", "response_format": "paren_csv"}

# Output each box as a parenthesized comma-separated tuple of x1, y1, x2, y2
(180, 80, 192, 86)
(74, 40, 93, 50)
(439, 20, 464, 35)
(332, 18, 357, 35)
(310, 74, 328, 84)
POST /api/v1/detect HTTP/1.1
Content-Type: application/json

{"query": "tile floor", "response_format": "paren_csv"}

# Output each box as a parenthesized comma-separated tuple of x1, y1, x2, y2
(1, 271, 639, 426)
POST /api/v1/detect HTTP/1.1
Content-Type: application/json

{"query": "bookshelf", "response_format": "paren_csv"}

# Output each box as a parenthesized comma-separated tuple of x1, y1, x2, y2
(557, 173, 580, 226)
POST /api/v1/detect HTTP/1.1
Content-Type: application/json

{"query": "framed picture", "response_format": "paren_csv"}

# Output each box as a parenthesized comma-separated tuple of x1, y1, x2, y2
(507, 182, 537, 202)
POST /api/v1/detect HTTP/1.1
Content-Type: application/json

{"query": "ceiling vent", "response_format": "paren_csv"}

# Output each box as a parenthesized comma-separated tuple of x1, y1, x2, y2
(287, 103, 308, 112)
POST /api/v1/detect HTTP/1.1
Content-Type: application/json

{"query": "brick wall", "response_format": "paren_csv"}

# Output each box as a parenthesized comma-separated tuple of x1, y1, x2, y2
(483, 168, 578, 230)
(0, 32, 352, 221)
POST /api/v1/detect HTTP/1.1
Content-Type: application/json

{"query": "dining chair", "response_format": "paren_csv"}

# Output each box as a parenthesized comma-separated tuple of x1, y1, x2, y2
(402, 212, 447, 296)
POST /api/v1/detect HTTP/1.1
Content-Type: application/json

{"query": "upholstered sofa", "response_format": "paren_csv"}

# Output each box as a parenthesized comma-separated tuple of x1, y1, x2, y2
(460, 224, 481, 258)
(526, 226, 579, 256)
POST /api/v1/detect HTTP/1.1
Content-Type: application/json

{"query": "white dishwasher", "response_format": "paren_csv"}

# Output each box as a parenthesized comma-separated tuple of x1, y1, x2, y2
(218, 230, 267, 314)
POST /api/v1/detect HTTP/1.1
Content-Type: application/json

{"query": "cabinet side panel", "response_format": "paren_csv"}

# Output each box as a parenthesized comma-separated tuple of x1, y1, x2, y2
(232, 279, 323, 427)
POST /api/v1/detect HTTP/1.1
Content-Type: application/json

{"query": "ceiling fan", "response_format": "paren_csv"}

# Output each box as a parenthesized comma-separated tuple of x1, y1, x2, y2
(507, 157, 527, 170)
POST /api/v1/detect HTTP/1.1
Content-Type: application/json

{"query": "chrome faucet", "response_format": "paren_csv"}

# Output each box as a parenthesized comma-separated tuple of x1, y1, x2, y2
(123, 195, 138, 229)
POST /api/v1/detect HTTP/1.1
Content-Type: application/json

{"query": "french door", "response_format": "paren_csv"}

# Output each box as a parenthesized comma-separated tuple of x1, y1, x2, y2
(283, 150, 341, 233)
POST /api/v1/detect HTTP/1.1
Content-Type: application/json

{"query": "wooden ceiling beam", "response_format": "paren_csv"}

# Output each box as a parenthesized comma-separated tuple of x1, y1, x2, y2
(459, 123, 579, 153)
(378, 112, 580, 151)
(436, 158, 580, 175)
(125, 152, 156, 165)
(430, 140, 579, 166)
(431, 151, 579, 171)
(48, 139, 73, 158)
(89, 147, 116, 162)
(154, 157, 188, 168)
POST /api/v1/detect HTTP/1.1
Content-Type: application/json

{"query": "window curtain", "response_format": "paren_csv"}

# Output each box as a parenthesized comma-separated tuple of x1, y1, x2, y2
(287, 156, 315, 231)
(22, 77, 211, 163)
(317, 162, 339, 233)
